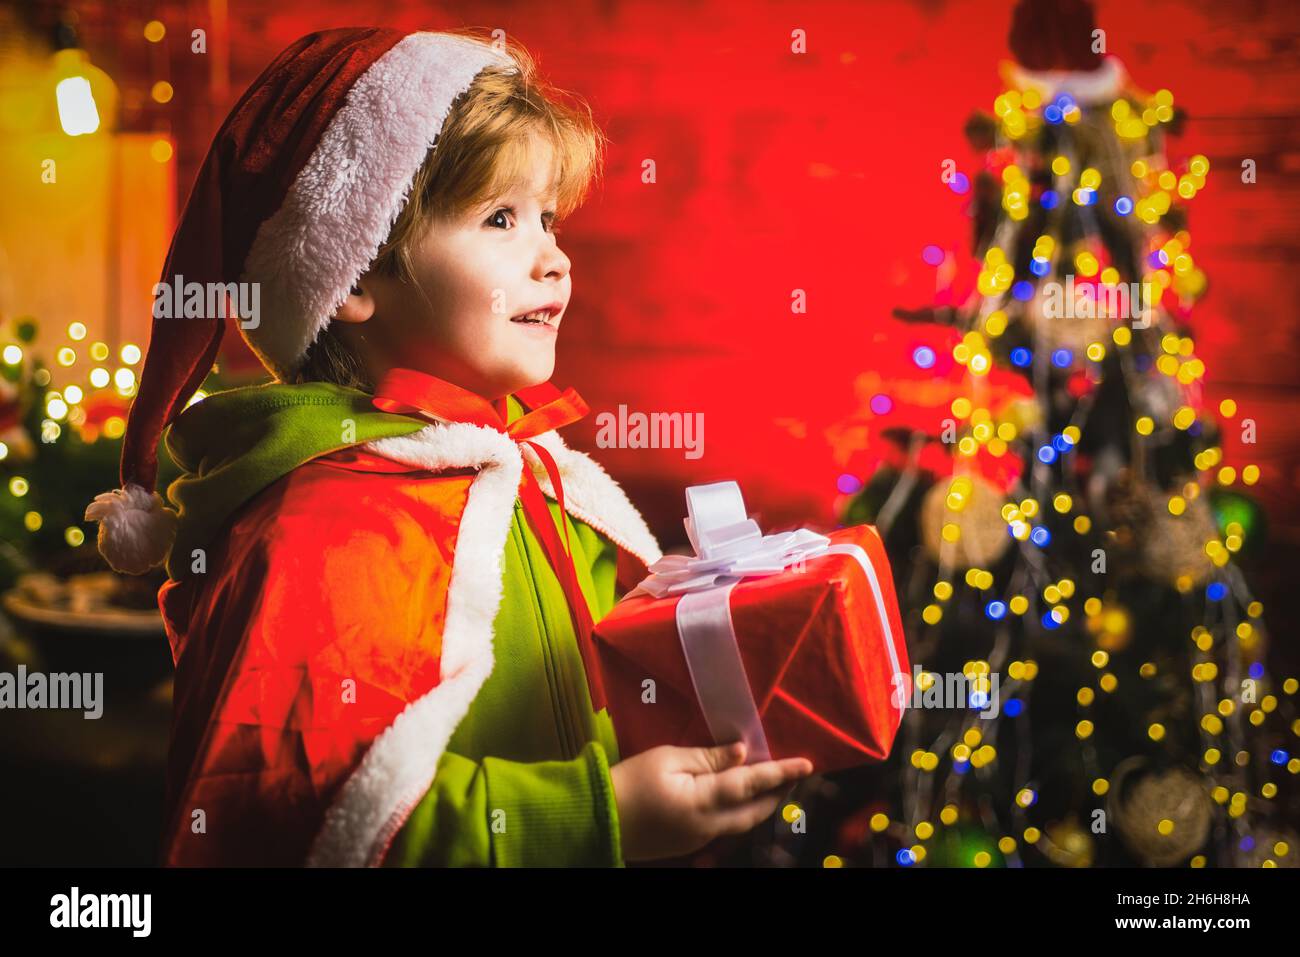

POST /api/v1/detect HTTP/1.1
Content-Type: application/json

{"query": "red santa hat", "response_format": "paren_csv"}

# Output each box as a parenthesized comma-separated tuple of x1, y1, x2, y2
(1005, 0, 1126, 104)
(85, 28, 517, 574)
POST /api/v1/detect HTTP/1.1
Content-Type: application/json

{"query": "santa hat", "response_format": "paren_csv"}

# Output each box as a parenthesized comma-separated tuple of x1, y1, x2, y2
(1005, 0, 1126, 104)
(85, 28, 517, 574)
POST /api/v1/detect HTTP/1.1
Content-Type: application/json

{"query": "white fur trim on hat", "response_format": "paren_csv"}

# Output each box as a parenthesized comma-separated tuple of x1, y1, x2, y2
(1009, 55, 1126, 105)
(239, 32, 517, 382)
(84, 483, 179, 576)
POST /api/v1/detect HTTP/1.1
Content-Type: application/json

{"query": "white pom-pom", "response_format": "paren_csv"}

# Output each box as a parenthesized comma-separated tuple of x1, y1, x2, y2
(84, 484, 179, 575)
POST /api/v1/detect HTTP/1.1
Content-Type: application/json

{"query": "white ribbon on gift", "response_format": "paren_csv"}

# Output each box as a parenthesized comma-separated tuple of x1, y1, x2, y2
(629, 481, 906, 764)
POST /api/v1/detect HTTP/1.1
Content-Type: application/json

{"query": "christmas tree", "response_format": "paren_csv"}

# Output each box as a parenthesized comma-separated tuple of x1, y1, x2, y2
(800, 1, 1294, 868)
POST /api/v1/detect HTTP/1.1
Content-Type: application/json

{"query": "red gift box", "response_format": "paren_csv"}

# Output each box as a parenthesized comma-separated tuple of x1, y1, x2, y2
(594, 523, 910, 774)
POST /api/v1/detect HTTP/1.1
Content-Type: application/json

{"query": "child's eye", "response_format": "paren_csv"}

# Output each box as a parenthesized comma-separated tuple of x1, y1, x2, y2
(486, 206, 561, 235)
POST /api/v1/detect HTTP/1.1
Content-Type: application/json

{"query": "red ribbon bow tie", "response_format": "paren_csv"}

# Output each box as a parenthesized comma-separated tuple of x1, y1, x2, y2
(372, 368, 608, 713)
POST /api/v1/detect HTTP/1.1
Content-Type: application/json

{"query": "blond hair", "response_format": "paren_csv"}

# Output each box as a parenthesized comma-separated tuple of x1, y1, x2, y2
(295, 28, 607, 391)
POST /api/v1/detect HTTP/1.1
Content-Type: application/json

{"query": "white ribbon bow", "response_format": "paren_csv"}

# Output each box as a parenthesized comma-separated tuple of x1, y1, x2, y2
(631, 481, 836, 600)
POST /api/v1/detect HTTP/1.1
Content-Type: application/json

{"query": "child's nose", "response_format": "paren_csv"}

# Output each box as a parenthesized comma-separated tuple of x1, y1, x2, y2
(533, 235, 570, 281)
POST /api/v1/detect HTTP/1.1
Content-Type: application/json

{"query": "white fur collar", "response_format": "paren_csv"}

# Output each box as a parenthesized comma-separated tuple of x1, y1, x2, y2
(306, 422, 661, 866)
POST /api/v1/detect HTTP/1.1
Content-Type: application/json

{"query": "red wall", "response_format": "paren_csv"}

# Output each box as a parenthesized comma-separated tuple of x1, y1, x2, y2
(151, 0, 1300, 553)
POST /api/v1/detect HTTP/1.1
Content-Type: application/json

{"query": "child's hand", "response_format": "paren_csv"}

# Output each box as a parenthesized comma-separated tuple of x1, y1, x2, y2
(609, 741, 814, 862)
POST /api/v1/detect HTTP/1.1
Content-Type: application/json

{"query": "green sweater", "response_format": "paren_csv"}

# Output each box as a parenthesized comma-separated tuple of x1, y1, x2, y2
(376, 394, 626, 868)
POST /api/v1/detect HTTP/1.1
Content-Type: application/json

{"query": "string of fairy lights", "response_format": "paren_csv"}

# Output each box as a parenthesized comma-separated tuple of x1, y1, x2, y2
(1, 322, 158, 546)
(818, 82, 1295, 868)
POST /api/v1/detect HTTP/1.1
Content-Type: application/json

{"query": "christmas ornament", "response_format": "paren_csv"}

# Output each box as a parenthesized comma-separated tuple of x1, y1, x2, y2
(1103, 474, 1216, 585)
(1022, 288, 1113, 360)
(1209, 489, 1267, 558)
(1108, 757, 1212, 866)
(920, 473, 1011, 568)
(927, 822, 1005, 868)
(1141, 490, 1217, 587)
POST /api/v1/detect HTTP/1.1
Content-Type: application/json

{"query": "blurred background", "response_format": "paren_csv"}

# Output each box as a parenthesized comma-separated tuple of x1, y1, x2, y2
(1, 0, 1297, 866)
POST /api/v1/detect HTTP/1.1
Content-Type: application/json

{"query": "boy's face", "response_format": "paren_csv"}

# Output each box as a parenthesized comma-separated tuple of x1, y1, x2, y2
(360, 141, 571, 400)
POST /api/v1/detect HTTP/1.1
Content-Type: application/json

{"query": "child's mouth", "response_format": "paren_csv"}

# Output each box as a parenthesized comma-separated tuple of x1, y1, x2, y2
(509, 304, 561, 330)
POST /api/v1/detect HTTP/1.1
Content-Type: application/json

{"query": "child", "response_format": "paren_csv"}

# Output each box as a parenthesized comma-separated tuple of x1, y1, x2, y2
(86, 27, 812, 867)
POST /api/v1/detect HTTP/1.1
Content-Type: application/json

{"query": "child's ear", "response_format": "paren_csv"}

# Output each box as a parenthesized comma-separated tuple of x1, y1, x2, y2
(332, 279, 375, 324)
